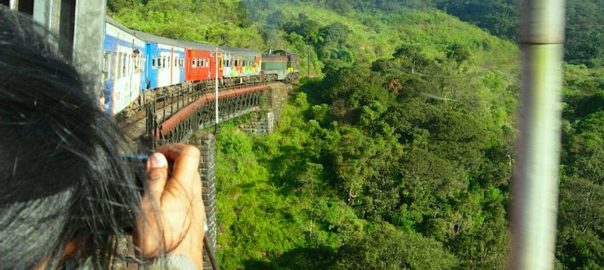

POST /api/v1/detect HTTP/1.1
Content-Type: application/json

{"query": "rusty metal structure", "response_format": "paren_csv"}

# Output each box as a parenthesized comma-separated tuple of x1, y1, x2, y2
(146, 84, 270, 146)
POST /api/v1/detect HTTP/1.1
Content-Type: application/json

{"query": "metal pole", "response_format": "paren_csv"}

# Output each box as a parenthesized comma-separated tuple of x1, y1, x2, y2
(512, 1, 565, 269)
(214, 48, 219, 132)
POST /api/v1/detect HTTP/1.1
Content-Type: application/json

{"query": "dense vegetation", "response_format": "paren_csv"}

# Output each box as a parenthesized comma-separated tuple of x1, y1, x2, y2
(108, 0, 603, 269)
(432, 0, 604, 67)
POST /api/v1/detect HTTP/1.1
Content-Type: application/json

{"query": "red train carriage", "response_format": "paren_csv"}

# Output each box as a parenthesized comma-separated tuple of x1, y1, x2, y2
(181, 41, 223, 82)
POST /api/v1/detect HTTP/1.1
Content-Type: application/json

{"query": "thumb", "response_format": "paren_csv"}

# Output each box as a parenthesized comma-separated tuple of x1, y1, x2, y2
(145, 152, 168, 201)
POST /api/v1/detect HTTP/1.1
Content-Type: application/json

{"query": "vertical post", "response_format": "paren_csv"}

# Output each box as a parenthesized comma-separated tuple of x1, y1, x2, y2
(214, 48, 219, 132)
(72, 0, 106, 94)
(512, 1, 565, 270)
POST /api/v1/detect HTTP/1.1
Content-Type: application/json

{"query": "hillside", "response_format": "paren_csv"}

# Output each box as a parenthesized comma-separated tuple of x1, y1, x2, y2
(109, 1, 602, 269)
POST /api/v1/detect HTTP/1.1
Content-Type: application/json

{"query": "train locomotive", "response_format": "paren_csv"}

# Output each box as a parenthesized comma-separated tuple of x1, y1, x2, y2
(102, 17, 299, 116)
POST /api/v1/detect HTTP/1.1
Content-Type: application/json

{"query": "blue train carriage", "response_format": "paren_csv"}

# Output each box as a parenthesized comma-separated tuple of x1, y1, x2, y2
(134, 31, 185, 91)
(221, 46, 261, 84)
(103, 17, 147, 115)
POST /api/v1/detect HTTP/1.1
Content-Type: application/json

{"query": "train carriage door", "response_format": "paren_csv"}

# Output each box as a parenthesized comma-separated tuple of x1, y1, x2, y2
(185, 50, 190, 80)
(102, 51, 111, 82)
(169, 47, 174, 85)
(218, 53, 223, 78)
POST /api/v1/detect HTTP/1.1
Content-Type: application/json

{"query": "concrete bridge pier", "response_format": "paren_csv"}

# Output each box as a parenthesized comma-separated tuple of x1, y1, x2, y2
(240, 110, 276, 134)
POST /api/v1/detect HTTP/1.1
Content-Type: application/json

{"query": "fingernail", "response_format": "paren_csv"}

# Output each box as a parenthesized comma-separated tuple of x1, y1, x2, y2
(149, 153, 168, 169)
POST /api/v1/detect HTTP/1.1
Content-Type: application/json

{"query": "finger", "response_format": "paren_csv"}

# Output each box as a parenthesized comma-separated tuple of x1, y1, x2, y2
(145, 152, 169, 201)
(155, 144, 200, 193)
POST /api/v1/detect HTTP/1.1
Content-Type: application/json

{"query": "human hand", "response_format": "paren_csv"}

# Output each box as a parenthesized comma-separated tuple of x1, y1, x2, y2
(134, 144, 205, 269)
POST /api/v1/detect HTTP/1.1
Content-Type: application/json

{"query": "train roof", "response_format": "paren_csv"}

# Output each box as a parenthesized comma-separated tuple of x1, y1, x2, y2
(222, 46, 261, 55)
(105, 16, 138, 36)
(178, 40, 220, 51)
(263, 49, 296, 56)
(108, 18, 261, 54)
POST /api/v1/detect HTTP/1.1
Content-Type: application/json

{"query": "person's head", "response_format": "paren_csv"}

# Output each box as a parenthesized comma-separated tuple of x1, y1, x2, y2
(0, 6, 141, 268)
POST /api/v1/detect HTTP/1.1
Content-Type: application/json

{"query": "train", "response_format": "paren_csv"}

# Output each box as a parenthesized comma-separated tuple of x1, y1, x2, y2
(102, 17, 299, 116)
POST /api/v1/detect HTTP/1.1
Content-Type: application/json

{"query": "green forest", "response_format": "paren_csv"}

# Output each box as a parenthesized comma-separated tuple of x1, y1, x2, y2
(108, 0, 603, 269)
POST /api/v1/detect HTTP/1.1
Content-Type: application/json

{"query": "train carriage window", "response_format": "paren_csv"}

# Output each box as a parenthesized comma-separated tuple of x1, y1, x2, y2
(122, 53, 127, 77)
(162, 57, 166, 68)
(119, 53, 123, 78)
(102, 52, 111, 81)
(234, 59, 238, 67)
(118, 53, 121, 78)
(117, 53, 122, 78)
(192, 59, 196, 68)
(180, 59, 184, 67)
(112, 52, 117, 78)
(152, 57, 157, 68)
(133, 55, 138, 71)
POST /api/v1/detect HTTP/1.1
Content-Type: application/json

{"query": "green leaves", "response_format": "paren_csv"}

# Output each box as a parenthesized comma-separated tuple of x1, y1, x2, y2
(332, 223, 458, 270)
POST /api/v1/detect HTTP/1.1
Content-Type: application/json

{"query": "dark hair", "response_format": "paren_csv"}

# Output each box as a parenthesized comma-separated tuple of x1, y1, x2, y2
(0, 6, 142, 269)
